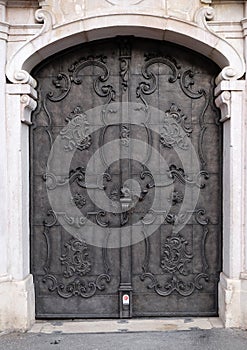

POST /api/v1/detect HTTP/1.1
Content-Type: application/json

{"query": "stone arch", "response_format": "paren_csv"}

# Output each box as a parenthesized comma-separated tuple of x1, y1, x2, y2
(6, 10, 245, 87)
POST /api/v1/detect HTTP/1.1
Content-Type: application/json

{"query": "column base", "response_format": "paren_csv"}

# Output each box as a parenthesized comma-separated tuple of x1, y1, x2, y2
(218, 272, 247, 328)
(0, 274, 35, 332)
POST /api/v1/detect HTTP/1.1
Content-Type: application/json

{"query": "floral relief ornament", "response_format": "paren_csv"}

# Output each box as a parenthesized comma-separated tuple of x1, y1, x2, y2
(160, 104, 192, 150)
(60, 106, 91, 151)
(71, 192, 86, 209)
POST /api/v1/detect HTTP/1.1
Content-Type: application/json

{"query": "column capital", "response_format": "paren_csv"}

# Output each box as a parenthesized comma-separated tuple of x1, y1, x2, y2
(215, 80, 246, 96)
(6, 83, 37, 98)
(6, 83, 37, 125)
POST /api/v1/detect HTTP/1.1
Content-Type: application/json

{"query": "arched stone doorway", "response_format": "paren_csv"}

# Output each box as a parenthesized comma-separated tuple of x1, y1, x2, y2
(2, 6, 246, 329)
(30, 37, 222, 318)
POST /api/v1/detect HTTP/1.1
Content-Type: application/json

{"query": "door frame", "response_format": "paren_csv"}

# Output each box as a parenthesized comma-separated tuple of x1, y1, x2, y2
(4, 12, 247, 329)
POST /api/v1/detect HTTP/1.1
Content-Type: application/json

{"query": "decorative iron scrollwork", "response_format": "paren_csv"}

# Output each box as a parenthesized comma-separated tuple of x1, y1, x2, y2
(179, 69, 210, 169)
(42, 210, 111, 299)
(43, 274, 111, 299)
(68, 55, 107, 71)
(69, 56, 116, 104)
(43, 167, 108, 190)
(136, 56, 180, 107)
(119, 39, 132, 92)
(47, 72, 72, 102)
(140, 208, 210, 297)
(53, 211, 109, 228)
(120, 124, 130, 146)
(45, 55, 115, 126)
(141, 272, 209, 297)
(160, 234, 193, 275)
(31, 40, 221, 313)
(60, 238, 91, 278)
(58, 213, 87, 228)
(168, 164, 209, 189)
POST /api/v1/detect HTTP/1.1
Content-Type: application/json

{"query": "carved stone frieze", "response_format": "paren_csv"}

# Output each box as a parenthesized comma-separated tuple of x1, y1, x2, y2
(39, 0, 85, 25)
(167, 0, 202, 21)
(38, 0, 210, 26)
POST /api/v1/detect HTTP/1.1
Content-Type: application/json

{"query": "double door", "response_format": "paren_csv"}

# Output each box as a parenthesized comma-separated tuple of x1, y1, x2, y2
(31, 37, 221, 318)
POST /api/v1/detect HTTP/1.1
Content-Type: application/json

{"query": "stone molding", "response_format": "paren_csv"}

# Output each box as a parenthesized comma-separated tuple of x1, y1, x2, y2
(7, 1, 38, 7)
(5, 5, 245, 88)
(0, 274, 35, 332)
(219, 273, 241, 327)
(0, 22, 9, 40)
(215, 80, 246, 122)
(6, 83, 37, 125)
(219, 273, 242, 328)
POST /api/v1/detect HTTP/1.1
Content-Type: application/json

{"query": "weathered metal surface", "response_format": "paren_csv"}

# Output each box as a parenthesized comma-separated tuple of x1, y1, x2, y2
(31, 37, 221, 318)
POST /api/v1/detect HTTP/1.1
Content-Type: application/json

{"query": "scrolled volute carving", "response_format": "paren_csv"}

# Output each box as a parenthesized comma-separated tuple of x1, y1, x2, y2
(20, 94, 37, 111)
(194, 5, 215, 29)
(215, 90, 231, 122)
(20, 94, 37, 125)
(14, 70, 37, 88)
(35, 8, 55, 33)
(215, 67, 240, 85)
(195, 5, 244, 82)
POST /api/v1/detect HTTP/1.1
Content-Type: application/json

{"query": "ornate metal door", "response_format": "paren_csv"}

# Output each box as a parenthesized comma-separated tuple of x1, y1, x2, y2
(31, 37, 221, 318)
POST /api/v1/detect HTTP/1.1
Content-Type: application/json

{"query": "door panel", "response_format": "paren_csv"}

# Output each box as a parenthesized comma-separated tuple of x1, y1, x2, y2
(31, 37, 221, 318)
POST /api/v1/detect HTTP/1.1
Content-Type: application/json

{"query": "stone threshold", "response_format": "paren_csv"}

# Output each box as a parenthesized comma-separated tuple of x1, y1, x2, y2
(29, 318, 223, 334)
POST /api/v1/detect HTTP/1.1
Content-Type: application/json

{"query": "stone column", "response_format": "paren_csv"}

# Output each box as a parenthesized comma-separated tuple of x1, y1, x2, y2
(0, 83, 37, 332)
(215, 79, 246, 328)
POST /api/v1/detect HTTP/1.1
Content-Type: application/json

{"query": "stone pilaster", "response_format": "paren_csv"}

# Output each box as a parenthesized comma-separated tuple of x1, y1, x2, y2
(215, 79, 246, 328)
(0, 0, 9, 282)
(0, 84, 37, 331)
